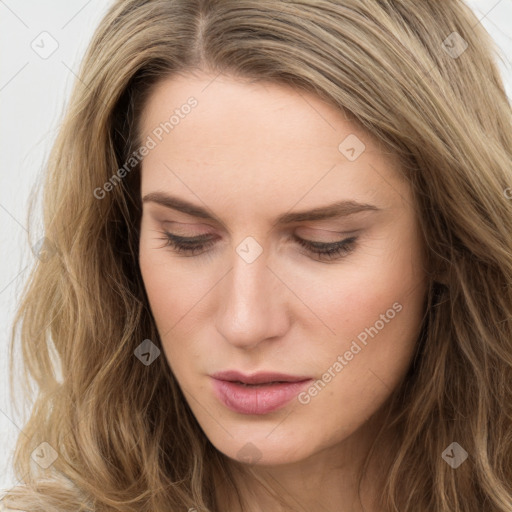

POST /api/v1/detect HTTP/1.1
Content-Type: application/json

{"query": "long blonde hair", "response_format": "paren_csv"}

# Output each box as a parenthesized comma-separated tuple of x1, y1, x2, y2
(3, 1, 512, 510)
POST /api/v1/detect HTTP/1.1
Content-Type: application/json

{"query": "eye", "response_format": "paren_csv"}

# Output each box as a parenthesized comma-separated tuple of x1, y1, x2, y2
(157, 232, 358, 262)
(293, 235, 357, 261)
(157, 232, 216, 256)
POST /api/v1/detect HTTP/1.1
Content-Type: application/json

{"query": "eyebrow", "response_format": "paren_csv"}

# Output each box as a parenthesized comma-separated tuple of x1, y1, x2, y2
(142, 191, 380, 225)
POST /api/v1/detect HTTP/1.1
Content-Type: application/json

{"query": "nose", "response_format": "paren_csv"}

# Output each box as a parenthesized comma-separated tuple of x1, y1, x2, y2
(215, 244, 290, 350)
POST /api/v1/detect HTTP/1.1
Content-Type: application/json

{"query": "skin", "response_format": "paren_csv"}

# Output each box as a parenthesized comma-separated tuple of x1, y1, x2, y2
(138, 72, 428, 511)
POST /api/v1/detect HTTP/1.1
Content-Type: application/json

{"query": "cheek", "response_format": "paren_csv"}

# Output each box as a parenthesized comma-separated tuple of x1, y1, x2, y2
(296, 229, 426, 392)
(139, 225, 203, 328)
(298, 275, 423, 386)
(294, 245, 423, 340)
(332, 226, 425, 335)
(138, 243, 191, 359)
(294, 284, 424, 445)
(139, 251, 177, 329)
(139, 243, 219, 375)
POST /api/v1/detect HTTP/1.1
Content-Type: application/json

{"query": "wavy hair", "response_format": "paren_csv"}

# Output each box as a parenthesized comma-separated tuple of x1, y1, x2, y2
(2, 0, 512, 510)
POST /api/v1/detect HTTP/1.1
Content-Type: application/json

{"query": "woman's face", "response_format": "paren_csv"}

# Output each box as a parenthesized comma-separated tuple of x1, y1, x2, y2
(138, 72, 428, 466)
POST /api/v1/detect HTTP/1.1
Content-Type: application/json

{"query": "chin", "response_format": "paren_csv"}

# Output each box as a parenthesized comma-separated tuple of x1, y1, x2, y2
(203, 421, 321, 467)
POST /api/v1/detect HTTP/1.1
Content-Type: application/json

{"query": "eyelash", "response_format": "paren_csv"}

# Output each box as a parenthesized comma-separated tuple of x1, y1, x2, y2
(157, 232, 358, 262)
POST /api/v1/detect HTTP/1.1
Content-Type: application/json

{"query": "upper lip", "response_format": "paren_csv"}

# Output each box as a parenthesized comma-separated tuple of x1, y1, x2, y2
(211, 370, 312, 385)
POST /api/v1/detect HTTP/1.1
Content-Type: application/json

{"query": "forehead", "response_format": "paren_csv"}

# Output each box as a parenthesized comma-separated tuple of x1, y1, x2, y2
(139, 72, 380, 153)
(138, 73, 407, 217)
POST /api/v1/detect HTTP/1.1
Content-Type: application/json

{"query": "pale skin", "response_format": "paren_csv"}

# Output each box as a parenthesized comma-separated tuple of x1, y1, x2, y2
(138, 71, 428, 511)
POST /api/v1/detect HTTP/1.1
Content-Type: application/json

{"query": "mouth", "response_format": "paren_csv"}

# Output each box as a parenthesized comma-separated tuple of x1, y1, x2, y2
(211, 370, 312, 385)
(210, 370, 313, 415)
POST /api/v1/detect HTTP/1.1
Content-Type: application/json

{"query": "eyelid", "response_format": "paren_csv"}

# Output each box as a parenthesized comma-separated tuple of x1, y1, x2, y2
(295, 226, 360, 240)
(156, 223, 362, 247)
(159, 220, 359, 238)
(156, 210, 364, 231)
(160, 221, 216, 236)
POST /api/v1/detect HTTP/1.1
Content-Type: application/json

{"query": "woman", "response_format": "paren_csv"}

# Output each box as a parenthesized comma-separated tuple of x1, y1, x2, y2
(2, 0, 512, 511)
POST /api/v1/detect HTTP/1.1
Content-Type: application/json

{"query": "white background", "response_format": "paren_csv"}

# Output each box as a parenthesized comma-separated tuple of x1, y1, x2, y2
(1, 0, 511, 492)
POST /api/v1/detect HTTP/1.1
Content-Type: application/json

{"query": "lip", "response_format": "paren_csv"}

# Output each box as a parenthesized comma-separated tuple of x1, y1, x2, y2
(210, 371, 313, 415)
(211, 370, 312, 385)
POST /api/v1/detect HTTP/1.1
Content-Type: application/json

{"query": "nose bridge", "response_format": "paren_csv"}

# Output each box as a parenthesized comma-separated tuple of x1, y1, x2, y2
(215, 239, 287, 348)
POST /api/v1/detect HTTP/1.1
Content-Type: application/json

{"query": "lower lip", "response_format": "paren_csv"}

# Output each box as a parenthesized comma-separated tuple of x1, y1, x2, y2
(211, 378, 313, 415)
